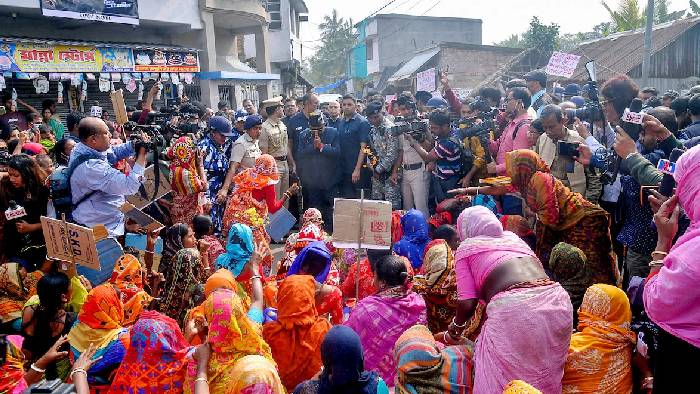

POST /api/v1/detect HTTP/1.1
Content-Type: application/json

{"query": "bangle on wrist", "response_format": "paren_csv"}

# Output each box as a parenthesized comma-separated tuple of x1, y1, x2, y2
(195, 377, 209, 384)
(451, 317, 467, 328)
(30, 363, 46, 374)
(648, 260, 664, 268)
(250, 275, 262, 281)
(651, 251, 668, 259)
(71, 368, 87, 378)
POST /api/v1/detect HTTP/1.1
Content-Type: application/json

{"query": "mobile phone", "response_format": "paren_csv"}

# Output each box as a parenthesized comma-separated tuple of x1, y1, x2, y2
(557, 141, 579, 158)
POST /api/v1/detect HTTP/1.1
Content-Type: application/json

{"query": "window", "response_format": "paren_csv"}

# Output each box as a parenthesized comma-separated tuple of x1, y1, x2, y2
(267, 0, 282, 30)
(366, 39, 373, 60)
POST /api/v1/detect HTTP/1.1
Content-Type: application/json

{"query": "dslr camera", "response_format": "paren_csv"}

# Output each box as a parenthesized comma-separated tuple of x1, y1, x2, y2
(387, 115, 429, 142)
(458, 99, 499, 137)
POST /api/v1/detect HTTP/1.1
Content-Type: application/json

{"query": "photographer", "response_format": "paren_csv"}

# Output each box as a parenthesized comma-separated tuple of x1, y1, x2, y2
(69, 117, 147, 237)
(489, 87, 532, 176)
(406, 109, 464, 206)
(396, 94, 432, 217)
(457, 99, 495, 186)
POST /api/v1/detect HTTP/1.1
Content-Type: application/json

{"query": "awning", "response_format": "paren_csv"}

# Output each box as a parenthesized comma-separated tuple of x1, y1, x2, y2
(197, 71, 280, 81)
(388, 47, 440, 82)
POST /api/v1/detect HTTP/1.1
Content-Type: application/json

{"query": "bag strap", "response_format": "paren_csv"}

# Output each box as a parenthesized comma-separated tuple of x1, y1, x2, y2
(67, 153, 102, 209)
(511, 119, 530, 141)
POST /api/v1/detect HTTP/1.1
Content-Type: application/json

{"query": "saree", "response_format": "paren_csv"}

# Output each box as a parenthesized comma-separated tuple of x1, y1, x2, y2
(0, 335, 27, 394)
(0, 262, 40, 324)
(505, 150, 618, 285)
(562, 284, 635, 394)
(168, 136, 207, 226)
(503, 380, 543, 394)
(67, 284, 130, 387)
(228, 355, 286, 394)
(108, 311, 193, 393)
(185, 288, 273, 394)
(549, 242, 593, 325)
(413, 240, 458, 333)
(395, 325, 473, 394)
(222, 155, 280, 273)
(263, 275, 332, 391)
(473, 284, 572, 394)
(393, 209, 431, 269)
(109, 254, 153, 326)
(345, 286, 427, 385)
(159, 248, 206, 327)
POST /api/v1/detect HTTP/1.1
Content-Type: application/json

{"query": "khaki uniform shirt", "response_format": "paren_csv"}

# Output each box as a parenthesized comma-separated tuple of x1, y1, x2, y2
(230, 133, 261, 170)
(259, 118, 288, 158)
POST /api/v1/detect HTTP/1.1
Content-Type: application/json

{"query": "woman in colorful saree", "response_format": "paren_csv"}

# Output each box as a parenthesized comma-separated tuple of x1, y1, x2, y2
(67, 284, 130, 388)
(393, 209, 431, 269)
(394, 324, 473, 394)
(159, 248, 206, 327)
(294, 325, 390, 394)
(643, 144, 700, 391)
(184, 288, 273, 394)
(108, 311, 193, 393)
(0, 262, 40, 331)
(263, 275, 332, 391)
(562, 284, 636, 394)
(448, 205, 572, 394)
(412, 239, 459, 333)
(548, 242, 593, 327)
(108, 254, 153, 326)
(222, 154, 298, 274)
(345, 255, 427, 385)
(167, 136, 208, 227)
(450, 149, 618, 285)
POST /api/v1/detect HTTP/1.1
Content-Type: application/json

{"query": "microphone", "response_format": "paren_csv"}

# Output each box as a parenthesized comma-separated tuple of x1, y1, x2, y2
(609, 98, 644, 183)
(659, 148, 684, 197)
(4, 200, 27, 221)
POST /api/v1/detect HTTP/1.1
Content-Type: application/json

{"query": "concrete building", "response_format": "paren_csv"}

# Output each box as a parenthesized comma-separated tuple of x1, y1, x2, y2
(347, 13, 482, 91)
(0, 0, 276, 112)
(243, 0, 312, 97)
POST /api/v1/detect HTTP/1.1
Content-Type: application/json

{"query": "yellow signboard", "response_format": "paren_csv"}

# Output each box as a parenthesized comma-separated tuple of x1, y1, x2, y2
(14, 43, 103, 72)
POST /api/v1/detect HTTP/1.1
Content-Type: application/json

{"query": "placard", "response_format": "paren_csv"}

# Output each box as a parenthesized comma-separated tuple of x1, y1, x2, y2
(40, 216, 101, 270)
(622, 108, 644, 125)
(416, 67, 436, 92)
(126, 164, 172, 209)
(40, 0, 139, 25)
(332, 198, 392, 250)
(120, 203, 165, 233)
(133, 49, 200, 73)
(110, 89, 129, 125)
(545, 52, 581, 78)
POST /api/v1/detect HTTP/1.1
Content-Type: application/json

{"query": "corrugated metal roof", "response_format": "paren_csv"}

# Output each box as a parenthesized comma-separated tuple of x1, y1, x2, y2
(566, 16, 700, 81)
(388, 47, 440, 82)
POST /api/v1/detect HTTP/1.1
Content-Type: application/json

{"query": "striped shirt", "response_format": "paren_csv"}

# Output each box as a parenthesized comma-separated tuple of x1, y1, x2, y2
(433, 135, 462, 180)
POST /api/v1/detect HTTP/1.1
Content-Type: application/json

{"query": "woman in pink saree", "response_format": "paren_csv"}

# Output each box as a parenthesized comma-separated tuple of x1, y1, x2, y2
(345, 254, 427, 385)
(446, 206, 572, 394)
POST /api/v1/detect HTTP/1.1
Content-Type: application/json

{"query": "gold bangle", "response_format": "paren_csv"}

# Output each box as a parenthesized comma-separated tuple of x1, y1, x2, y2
(648, 260, 664, 268)
(651, 251, 668, 259)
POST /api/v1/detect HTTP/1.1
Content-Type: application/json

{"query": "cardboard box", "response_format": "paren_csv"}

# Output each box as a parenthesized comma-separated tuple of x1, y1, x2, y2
(332, 198, 392, 250)
(126, 164, 171, 209)
(110, 89, 129, 125)
(40, 216, 101, 270)
(120, 202, 165, 233)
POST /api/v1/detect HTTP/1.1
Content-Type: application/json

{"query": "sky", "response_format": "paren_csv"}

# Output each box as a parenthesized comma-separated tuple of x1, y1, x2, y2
(298, 0, 688, 55)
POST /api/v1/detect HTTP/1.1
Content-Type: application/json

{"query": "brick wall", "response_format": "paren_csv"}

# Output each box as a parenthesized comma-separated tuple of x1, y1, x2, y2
(440, 47, 520, 91)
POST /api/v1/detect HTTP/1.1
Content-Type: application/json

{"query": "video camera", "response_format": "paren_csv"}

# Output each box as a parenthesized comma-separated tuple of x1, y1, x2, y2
(387, 115, 429, 142)
(563, 101, 604, 125)
(457, 100, 500, 137)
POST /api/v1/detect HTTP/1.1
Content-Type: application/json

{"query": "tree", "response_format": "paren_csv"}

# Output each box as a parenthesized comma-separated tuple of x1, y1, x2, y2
(495, 34, 523, 48)
(305, 9, 355, 86)
(601, 0, 686, 33)
(689, 0, 700, 15)
(522, 17, 560, 62)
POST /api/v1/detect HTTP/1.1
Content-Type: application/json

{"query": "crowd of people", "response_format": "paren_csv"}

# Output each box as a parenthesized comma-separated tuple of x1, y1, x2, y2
(0, 66, 699, 394)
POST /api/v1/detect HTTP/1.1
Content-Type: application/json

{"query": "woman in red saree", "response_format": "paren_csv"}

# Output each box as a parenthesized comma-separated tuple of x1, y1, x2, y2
(167, 136, 208, 227)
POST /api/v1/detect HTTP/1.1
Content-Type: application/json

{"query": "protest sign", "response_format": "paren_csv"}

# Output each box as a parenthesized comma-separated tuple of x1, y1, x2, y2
(110, 89, 129, 125)
(120, 203, 165, 233)
(545, 52, 581, 78)
(332, 198, 392, 250)
(40, 216, 100, 270)
(416, 68, 436, 92)
(126, 164, 171, 209)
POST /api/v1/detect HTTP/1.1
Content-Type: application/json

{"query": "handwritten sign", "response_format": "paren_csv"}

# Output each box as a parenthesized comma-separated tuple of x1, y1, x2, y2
(622, 108, 644, 125)
(40, 216, 100, 270)
(416, 67, 436, 92)
(545, 52, 581, 78)
(332, 198, 392, 250)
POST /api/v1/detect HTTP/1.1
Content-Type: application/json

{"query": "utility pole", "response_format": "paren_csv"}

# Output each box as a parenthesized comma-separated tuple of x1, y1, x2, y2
(641, 0, 654, 87)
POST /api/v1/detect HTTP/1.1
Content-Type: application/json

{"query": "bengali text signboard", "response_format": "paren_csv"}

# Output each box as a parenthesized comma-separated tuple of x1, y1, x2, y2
(332, 198, 392, 250)
(133, 49, 200, 73)
(545, 52, 581, 78)
(41, 216, 101, 270)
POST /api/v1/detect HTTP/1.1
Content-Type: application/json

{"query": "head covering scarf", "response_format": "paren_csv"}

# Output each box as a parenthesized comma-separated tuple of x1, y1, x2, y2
(563, 284, 636, 393)
(0, 262, 39, 324)
(68, 284, 130, 386)
(549, 242, 593, 313)
(108, 311, 192, 394)
(455, 206, 536, 263)
(233, 154, 280, 191)
(393, 209, 431, 269)
(413, 240, 459, 333)
(314, 326, 382, 394)
(0, 335, 28, 394)
(162, 224, 189, 269)
(294, 223, 325, 251)
(644, 144, 700, 348)
(302, 208, 323, 227)
(203, 268, 237, 297)
(109, 254, 153, 326)
(287, 241, 332, 283)
(160, 248, 205, 327)
(215, 223, 254, 277)
(227, 355, 285, 394)
(185, 288, 273, 394)
(392, 211, 404, 243)
(167, 136, 206, 195)
(394, 325, 473, 394)
(263, 275, 332, 391)
(504, 149, 550, 194)
(502, 380, 543, 393)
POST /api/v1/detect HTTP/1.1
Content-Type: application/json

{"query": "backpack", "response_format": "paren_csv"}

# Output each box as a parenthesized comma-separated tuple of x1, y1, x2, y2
(49, 153, 102, 221)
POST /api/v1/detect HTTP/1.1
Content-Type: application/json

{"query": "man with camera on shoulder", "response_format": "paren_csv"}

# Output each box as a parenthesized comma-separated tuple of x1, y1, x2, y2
(70, 117, 148, 237)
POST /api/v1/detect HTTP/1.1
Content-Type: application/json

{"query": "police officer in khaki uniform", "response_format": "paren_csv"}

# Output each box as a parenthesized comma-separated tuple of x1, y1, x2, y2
(216, 114, 263, 204)
(259, 96, 293, 201)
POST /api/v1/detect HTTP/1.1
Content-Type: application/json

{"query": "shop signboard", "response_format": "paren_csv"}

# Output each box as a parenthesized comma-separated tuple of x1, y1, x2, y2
(99, 47, 135, 72)
(40, 0, 139, 25)
(12, 43, 103, 72)
(133, 49, 200, 73)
